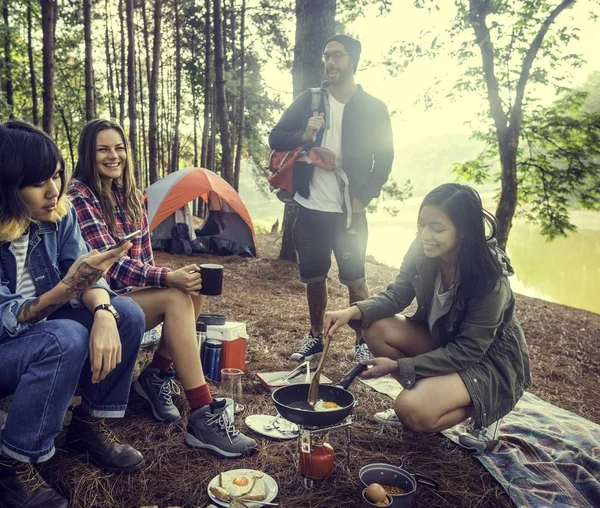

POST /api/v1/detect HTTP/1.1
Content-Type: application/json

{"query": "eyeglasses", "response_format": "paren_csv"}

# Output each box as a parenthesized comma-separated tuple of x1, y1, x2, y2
(321, 51, 349, 63)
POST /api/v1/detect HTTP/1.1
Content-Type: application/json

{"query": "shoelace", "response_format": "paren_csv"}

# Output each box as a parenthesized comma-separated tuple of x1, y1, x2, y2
(204, 410, 240, 444)
(11, 462, 45, 493)
(97, 419, 121, 444)
(354, 343, 370, 361)
(152, 376, 181, 405)
(297, 336, 321, 355)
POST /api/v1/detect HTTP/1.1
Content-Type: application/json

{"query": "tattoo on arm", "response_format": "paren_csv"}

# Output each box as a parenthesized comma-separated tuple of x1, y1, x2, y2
(18, 298, 64, 323)
(61, 262, 103, 295)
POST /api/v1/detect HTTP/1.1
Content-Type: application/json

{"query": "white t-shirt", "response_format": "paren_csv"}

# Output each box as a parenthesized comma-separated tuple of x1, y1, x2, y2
(294, 93, 345, 213)
(12, 232, 37, 299)
(428, 271, 455, 333)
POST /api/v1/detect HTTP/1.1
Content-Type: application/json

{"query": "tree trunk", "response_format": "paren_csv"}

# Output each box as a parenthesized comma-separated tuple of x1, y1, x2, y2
(495, 134, 518, 250)
(279, 0, 335, 261)
(3, 0, 13, 118)
(148, 0, 161, 184)
(57, 106, 74, 169)
(170, 0, 182, 174)
(200, 0, 211, 168)
(190, 36, 199, 167)
(104, 0, 116, 118)
(83, 0, 95, 120)
(233, 0, 246, 192)
(137, 36, 147, 186)
(140, 0, 151, 84)
(119, 0, 126, 125)
(213, 0, 233, 183)
(41, 0, 57, 137)
(469, 0, 575, 250)
(110, 6, 121, 118)
(209, 87, 216, 171)
(27, 0, 39, 125)
(126, 0, 139, 186)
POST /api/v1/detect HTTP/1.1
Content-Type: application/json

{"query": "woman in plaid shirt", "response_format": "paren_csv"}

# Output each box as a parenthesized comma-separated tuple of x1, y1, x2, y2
(68, 119, 257, 459)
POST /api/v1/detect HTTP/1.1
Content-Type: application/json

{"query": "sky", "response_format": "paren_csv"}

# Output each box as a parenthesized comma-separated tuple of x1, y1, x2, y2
(263, 0, 600, 148)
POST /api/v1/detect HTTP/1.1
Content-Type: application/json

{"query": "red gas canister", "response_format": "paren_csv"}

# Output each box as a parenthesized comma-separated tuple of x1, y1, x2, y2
(299, 440, 335, 479)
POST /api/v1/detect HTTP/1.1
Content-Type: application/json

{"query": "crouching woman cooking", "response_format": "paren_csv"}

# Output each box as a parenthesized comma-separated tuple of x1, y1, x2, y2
(323, 184, 531, 449)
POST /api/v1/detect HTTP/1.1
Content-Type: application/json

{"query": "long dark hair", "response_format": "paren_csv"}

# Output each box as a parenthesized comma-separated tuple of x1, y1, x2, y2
(72, 119, 142, 237)
(0, 120, 69, 241)
(420, 183, 503, 300)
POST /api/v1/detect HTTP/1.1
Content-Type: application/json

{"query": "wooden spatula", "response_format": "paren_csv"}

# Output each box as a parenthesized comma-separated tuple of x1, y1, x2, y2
(308, 333, 331, 407)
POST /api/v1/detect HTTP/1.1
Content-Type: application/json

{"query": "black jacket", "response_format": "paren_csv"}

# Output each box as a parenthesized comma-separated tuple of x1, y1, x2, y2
(268, 85, 394, 206)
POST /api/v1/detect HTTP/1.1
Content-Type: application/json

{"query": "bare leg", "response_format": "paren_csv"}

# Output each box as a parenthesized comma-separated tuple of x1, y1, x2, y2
(307, 280, 327, 336)
(125, 288, 205, 390)
(394, 372, 473, 433)
(348, 282, 369, 344)
(191, 294, 207, 319)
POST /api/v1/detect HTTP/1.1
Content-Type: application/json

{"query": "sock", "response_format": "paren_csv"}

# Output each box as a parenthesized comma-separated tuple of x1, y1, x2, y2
(149, 351, 173, 373)
(185, 383, 213, 410)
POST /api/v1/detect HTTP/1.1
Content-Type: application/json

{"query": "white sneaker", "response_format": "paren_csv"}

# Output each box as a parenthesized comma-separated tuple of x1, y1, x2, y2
(374, 408, 404, 428)
(458, 418, 502, 451)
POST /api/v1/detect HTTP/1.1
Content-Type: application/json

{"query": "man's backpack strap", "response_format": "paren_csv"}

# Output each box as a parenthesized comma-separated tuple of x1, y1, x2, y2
(309, 87, 330, 142)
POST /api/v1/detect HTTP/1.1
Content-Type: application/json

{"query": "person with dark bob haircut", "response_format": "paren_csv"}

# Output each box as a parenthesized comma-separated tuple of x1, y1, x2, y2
(324, 183, 531, 450)
(68, 119, 257, 459)
(0, 121, 147, 507)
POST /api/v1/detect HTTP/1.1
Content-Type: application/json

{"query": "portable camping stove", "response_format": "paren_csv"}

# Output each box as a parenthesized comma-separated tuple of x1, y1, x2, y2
(297, 416, 353, 488)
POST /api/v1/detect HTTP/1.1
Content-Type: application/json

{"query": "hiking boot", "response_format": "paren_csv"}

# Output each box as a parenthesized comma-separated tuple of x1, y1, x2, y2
(133, 367, 181, 422)
(0, 457, 68, 508)
(64, 411, 144, 473)
(458, 418, 503, 451)
(374, 408, 404, 428)
(353, 342, 371, 362)
(185, 400, 257, 459)
(289, 332, 324, 362)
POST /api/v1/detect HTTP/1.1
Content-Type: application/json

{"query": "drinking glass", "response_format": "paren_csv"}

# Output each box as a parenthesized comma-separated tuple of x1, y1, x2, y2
(220, 368, 244, 414)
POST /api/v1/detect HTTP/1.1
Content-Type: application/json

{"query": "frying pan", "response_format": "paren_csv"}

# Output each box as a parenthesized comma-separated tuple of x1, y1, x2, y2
(272, 363, 367, 427)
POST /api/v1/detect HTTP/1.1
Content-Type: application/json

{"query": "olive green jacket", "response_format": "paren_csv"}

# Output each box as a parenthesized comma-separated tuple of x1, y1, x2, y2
(355, 239, 531, 427)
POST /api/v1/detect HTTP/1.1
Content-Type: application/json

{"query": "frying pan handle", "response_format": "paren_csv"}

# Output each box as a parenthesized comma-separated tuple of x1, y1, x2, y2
(337, 363, 368, 390)
(413, 473, 439, 490)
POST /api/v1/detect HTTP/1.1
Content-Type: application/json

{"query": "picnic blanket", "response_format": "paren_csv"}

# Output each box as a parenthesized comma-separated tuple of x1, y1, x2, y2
(359, 377, 600, 507)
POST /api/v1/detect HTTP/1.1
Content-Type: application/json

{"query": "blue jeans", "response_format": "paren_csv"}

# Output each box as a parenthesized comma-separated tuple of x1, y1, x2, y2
(0, 296, 145, 463)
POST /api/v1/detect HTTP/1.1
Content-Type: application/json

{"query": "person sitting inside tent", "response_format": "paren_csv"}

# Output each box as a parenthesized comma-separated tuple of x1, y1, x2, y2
(68, 119, 257, 459)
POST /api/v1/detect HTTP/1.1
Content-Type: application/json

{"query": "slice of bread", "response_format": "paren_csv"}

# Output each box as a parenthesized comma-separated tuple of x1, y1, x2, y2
(209, 484, 229, 501)
(230, 500, 251, 508)
(240, 473, 266, 501)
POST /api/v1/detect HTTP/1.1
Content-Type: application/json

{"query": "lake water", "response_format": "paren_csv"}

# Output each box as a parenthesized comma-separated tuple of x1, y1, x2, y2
(244, 194, 600, 315)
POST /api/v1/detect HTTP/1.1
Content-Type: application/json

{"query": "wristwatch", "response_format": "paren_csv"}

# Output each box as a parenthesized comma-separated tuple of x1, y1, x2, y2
(93, 303, 120, 325)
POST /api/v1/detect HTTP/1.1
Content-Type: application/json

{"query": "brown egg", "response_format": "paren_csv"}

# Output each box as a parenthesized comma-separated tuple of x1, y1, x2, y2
(365, 483, 387, 503)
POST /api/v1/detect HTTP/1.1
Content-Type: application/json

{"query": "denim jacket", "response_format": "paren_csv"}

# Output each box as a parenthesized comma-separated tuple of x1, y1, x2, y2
(0, 206, 111, 340)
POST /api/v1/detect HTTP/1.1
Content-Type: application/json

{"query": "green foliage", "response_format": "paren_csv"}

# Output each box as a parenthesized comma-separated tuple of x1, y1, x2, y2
(455, 88, 600, 239)
(381, 0, 600, 242)
(366, 177, 413, 214)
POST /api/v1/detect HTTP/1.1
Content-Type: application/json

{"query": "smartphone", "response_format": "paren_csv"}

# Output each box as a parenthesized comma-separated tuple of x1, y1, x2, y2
(110, 230, 142, 250)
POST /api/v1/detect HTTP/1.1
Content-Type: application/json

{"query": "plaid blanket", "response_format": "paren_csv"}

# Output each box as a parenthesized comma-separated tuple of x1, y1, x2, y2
(443, 392, 600, 508)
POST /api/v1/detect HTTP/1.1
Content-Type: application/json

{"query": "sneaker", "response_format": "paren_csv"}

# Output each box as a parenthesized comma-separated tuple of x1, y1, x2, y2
(185, 400, 258, 459)
(353, 342, 371, 362)
(133, 367, 181, 422)
(374, 408, 404, 428)
(289, 332, 324, 362)
(64, 411, 144, 473)
(458, 418, 502, 451)
(0, 458, 69, 508)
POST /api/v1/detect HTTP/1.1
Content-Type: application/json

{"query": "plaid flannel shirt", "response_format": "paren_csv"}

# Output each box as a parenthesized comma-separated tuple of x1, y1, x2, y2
(68, 179, 169, 292)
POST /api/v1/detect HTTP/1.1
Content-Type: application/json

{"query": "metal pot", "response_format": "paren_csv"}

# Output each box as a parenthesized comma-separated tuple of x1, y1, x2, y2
(359, 463, 438, 508)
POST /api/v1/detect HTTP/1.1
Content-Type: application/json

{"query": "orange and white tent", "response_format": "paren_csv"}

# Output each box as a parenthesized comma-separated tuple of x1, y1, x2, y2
(145, 167, 256, 257)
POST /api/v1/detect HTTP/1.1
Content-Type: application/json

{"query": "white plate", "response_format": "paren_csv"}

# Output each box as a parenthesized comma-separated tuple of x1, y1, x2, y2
(245, 414, 299, 440)
(207, 469, 279, 507)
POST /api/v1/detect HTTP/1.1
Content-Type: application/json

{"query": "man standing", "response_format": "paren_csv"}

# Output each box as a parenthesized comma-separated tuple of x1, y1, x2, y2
(269, 34, 394, 362)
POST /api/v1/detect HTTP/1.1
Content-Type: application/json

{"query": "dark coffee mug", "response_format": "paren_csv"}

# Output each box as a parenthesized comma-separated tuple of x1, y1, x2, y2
(199, 263, 223, 296)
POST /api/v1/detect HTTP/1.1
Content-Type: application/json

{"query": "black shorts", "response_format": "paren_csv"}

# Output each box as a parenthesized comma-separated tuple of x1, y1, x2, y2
(292, 206, 368, 286)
